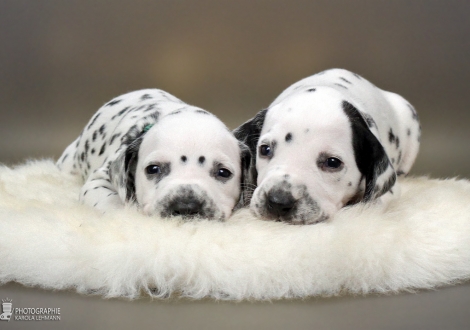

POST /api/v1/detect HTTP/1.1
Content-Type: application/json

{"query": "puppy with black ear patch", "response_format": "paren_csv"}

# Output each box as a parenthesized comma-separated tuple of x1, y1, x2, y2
(58, 89, 252, 221)
(234, 68, 421, 225)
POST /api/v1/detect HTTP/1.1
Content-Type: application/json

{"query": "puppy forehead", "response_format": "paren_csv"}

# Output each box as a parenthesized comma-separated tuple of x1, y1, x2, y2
(262, 93, 351, 138)
(140, 113, 240, 160)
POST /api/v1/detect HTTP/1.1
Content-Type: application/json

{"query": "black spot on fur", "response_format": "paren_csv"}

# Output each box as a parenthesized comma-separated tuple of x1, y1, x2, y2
(195, 109, 210, 115)
(362, 113, 377, 129)
(181, 155, 187, 162)
(109, 133, 121, 145)
(99, 124, 106, 135)
(353, 73, 362, 79)
(334, 83, 348, 89)
(340, 77, 352, 84)
(106, 99, 122, 107)
(169, 110, 182, 116)
(407, 129, 411, 136)
(80, 152, 85, 162)
(198, 156, 205, 164)
(307, 88, 316, 92)
(140, 94, 152, 101)
(99, 143, 106, 156)
(144, 104, 157, 112)
(87, 113, 101, 130)
(91, 148, 95, 154)
(92, 131, 97, 142)
(84, 140, 89, 153)
(285, 133, 292, 142)
(388, 128, 400, 148)
(118, 107, 129, 116)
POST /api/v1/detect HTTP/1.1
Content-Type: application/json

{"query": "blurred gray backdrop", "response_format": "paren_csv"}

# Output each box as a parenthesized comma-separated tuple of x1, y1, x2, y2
(1, 0, 469, 178)
(1, 1, 470, 330)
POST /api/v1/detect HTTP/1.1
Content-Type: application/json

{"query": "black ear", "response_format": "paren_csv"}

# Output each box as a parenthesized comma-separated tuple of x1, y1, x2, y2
(109, 136, 144, 203)
(342, 101, 396, 202)
(233, 108, 268, 187)
(233, 141, 255, 210)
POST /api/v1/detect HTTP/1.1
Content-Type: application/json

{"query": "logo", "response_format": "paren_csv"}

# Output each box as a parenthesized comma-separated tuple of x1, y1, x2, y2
(0, 297, 61, 322)
(0, 298, 12, 322)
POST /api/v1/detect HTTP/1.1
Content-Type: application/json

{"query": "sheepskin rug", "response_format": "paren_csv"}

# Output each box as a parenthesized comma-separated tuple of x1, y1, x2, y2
(1, 160, 470, 301)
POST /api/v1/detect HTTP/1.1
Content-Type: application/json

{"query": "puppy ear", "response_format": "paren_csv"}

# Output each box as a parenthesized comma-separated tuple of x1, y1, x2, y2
(342, 101, 396, 202)
(233, 141, 255, 209)
(233, 108, 268, 185)
(109, 136, 144, 203)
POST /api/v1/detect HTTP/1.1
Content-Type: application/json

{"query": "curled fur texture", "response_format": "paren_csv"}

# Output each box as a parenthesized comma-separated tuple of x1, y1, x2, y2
(1, 160, 470, 300)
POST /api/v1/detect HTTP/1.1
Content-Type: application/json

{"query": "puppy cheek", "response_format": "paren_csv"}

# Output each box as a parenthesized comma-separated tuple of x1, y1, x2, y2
(137, 184, 161, 215)
(217, 193, 238, 219)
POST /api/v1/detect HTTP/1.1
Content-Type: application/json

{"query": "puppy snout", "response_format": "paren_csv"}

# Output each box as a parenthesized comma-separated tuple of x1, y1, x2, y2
(168, 197, 204, 217)
(266, 189, 297, 217)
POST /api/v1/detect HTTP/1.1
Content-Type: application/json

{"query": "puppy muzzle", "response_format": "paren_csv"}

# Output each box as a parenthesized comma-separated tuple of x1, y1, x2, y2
(159, 184, 219, 220)
(266, 188, 297, 219)
(254, 177, 329, 225)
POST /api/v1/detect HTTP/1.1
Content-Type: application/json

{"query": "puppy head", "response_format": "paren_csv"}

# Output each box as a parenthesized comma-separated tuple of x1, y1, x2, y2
(110, 109, 251, 220)
(235, 87, 396, 224)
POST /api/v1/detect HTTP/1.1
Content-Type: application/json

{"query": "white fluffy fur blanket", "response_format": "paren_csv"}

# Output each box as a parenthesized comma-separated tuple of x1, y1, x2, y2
(1, 160, 470, 300)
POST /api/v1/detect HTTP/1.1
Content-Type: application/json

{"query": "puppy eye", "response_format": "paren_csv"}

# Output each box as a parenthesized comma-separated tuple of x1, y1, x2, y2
(146, 165, 161, 175)
(217, 168, 232, 178)
(322, 157, 343, 171)
(259, 144, 272, 157)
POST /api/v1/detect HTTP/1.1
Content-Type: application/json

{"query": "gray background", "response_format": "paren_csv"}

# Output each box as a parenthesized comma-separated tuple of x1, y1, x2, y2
(1, 1, 470, 329)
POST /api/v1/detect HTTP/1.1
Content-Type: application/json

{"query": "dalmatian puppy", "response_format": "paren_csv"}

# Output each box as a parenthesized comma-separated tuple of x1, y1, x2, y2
(58, 89, 251, 220)
(234, 68, 421, 225)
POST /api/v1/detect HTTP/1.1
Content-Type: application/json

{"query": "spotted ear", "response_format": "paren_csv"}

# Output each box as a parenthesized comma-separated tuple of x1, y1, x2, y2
(233, 108, 268, 187)
(342, 101, 396, 202)
(109, 136, 144, 203)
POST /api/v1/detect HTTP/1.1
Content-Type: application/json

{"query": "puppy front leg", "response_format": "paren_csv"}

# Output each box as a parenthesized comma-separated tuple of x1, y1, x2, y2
(80, 167, 124, 212)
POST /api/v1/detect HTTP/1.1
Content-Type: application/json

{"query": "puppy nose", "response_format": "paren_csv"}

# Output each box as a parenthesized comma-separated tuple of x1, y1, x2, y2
(168, 197, 203, 217)
(266, 189, 296, 217)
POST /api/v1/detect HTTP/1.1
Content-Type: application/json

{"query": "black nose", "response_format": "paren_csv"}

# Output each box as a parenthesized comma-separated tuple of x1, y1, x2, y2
(266, 189, 296, 217)
(168, 197, 204, 217)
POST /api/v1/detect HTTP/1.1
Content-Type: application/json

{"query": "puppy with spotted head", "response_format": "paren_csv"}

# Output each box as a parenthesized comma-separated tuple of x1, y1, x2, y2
(234, 69, 421, 225)
(58, 89, 252, 220)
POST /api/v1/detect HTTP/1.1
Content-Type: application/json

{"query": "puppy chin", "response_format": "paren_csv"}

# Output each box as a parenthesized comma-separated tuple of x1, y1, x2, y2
(250, 190, 331, 225)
